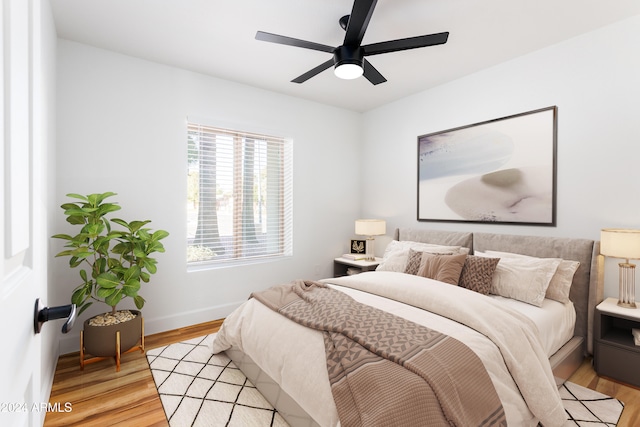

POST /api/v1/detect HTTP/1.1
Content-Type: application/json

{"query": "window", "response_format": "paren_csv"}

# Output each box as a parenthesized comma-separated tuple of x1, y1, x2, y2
(187, 122, 293, 266)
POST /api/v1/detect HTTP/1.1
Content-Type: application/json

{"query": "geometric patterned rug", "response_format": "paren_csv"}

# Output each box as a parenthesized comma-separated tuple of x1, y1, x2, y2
(146, 334, 288, 427)
(147, 334, 624, 427)
(559, 381, 624, 426)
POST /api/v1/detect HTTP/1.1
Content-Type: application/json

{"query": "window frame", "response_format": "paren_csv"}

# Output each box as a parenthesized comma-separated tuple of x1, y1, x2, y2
(186, 121, 293, 269)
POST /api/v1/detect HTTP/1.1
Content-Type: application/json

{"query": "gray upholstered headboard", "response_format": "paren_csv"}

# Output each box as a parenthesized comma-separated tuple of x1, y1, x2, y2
(394, 228, 603, 355)
(396, 228, 473, 249)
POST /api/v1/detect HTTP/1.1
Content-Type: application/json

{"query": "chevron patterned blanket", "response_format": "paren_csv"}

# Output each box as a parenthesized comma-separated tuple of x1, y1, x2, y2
(252, 280, 506, 427)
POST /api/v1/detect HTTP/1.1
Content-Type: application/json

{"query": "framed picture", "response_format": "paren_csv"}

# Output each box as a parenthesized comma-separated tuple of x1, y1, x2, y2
(417, 106, 557, 226)
(350, 239, 367, 254)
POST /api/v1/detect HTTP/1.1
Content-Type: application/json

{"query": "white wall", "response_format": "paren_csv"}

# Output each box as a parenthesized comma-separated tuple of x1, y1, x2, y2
(361, 15, 640, 299)
(54, 40, 362, 353)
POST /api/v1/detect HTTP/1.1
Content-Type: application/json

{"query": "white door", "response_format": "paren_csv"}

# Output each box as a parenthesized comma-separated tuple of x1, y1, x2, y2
(1, 0, 51, 426)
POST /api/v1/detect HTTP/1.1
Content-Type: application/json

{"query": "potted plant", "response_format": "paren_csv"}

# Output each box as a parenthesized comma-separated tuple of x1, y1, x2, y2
(53, 192, 169, 365)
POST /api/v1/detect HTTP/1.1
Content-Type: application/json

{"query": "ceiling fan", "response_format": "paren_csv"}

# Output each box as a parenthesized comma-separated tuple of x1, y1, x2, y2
(255, 0, 449, 85)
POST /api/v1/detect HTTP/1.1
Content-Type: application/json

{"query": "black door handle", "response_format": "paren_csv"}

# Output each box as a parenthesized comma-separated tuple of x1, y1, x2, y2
(34, 298, 77, 334)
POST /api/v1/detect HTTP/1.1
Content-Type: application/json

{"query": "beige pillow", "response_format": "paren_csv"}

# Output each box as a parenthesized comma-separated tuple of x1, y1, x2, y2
(475, 251, 561, 307)
(459, 255, 500, 295)
(404, 248, 456, 275)
(417, 252, 467, 285)
(484, 250, 579, 303)
(376, 240, 464, 272)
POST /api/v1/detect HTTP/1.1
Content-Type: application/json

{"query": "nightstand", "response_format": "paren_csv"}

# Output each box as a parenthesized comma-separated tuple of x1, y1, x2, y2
(594, 297, 640, 387)
(333, 257, 381, 277)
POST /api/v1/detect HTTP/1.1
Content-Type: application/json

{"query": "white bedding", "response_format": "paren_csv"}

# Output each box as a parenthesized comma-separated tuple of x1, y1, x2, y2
(488, 295, 575, 357)
(212, 272, 568, 427)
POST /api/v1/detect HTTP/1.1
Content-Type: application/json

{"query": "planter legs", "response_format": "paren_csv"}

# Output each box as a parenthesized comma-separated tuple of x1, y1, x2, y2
(80, 317, 145, 372)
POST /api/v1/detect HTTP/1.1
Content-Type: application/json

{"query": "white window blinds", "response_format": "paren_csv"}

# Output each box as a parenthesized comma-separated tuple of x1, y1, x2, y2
(187, 122, 293, 265)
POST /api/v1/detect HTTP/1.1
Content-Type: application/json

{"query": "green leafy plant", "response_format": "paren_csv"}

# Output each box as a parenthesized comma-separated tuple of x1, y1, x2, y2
(53, 192, 169, 316)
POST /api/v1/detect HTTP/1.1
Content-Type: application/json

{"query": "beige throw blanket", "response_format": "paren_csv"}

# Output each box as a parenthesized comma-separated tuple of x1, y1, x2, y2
(252, 280, 506, 427)
(327, 272, 568, 427)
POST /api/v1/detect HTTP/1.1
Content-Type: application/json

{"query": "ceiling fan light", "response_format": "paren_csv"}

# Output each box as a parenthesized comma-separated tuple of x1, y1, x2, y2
(334, 63, 363, 80)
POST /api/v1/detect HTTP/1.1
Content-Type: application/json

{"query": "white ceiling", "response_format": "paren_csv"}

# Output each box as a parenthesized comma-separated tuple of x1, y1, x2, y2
(50, 0, 640, 112)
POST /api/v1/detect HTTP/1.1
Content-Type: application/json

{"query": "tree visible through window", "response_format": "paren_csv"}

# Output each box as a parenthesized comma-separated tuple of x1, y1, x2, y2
(187, 122, 293, 265)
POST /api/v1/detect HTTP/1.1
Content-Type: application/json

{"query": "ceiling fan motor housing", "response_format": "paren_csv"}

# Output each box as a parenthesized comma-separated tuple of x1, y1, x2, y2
(334, 45, 364, 68)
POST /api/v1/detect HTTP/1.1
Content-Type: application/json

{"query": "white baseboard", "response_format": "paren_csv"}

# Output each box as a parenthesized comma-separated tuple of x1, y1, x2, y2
(143, 301, 242, 336)
(57, 301, 243, 356)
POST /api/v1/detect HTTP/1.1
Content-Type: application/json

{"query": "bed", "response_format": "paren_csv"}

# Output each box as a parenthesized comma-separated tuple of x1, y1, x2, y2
(211, 229, 603, 427)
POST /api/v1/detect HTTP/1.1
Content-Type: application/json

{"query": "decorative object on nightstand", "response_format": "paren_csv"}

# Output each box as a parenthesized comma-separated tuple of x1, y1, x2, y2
(600, 228, 640, 308)
(350, 239, 366, 255)
(342, 252, 367, 261)
(355, 219, 386, 261)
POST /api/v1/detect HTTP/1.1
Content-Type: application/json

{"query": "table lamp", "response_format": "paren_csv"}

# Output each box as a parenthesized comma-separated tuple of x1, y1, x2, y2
(355, 219, 386, 261)
(600, 228, 640, 308)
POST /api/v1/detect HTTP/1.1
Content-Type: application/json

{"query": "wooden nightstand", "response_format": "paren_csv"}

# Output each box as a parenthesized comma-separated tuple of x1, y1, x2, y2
(594, 297, 640, 387)
(333, 257, 381, 277)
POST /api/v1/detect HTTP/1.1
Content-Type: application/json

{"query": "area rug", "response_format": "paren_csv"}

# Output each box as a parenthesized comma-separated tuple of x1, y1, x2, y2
(147, 334, 624, 427)
(559, 381, 624, 426)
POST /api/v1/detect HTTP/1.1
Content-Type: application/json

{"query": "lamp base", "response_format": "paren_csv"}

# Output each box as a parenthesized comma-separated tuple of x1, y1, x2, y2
(365, 236, 376, 261)
(618, 262, 637, 309)
(617, 300, 637, 309)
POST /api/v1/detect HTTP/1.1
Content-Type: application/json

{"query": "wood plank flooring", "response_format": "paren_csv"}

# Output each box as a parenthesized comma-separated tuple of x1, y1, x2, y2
(45, 319, 639, 426)
(44, 319, 223, 427)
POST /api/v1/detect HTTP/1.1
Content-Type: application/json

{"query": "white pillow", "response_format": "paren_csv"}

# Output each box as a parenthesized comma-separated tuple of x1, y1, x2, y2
(376, 240, 467, 272)
(475, 251, 561, 307)
(484, 250, 579, 304)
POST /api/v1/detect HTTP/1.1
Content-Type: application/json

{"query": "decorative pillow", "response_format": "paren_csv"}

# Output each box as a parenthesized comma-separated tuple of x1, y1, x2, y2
(416, 252, 468, 285)
(484, 250, 579, 303)
(375, 251, 407, 272)
(458, 255, 500, 295)
(376, 240, 464, 272)
(403, 249, 425, 275)
(475, 251, 561, 307)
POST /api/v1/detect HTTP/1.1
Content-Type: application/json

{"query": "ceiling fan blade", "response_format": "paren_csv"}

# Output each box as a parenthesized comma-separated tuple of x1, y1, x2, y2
(291, 59, 335, 83)
(344, 0, 378, 46)
(363, 32, 449, 56)
(362, 59, 386, 85)
(256, 31, 335, 54)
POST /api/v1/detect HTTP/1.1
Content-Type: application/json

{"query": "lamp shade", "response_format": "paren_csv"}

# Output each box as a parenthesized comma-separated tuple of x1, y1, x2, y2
(601, 229, 640, 260)
(355, 219, 386, 236)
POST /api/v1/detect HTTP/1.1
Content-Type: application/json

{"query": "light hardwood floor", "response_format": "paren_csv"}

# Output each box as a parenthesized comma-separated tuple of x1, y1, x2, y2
(45, 320, 639, 426)
(45, 319, 222, 427)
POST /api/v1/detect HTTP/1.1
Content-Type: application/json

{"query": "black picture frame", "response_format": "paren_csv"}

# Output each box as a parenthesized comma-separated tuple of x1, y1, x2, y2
(350, 239, 367, 254)
(417, 106, 557, 226)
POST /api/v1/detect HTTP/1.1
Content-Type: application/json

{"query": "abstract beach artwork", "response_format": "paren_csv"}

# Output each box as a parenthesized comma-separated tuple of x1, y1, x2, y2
(418, 106, 557, 225)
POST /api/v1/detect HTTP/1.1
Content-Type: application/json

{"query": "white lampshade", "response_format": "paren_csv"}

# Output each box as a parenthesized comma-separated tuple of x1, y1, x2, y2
(355, 219, 386, 236)
(601, 229, 640, 260)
